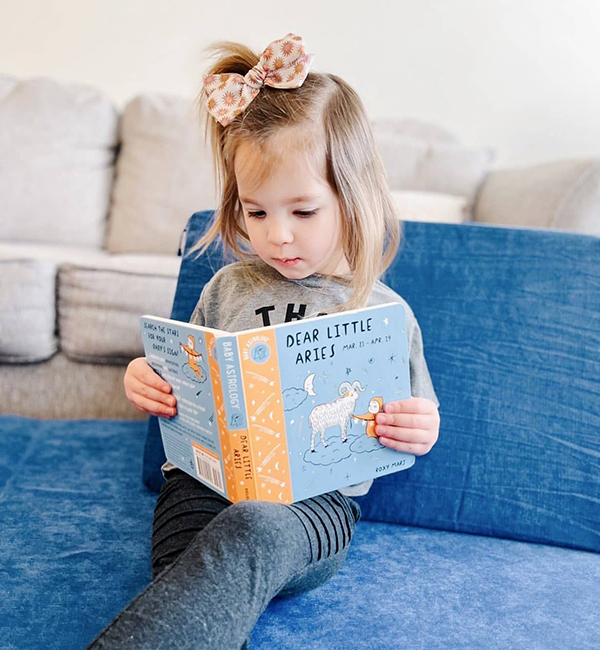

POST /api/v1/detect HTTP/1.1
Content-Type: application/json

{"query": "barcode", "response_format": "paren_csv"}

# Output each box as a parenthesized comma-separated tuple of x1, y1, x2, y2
(192, 446, 224, 493)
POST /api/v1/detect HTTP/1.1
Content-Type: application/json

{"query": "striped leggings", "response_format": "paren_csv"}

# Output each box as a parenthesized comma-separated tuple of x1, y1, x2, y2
(86, 468, 361, 650)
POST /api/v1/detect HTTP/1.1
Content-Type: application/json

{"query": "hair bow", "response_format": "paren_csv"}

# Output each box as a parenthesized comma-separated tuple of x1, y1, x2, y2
(203, 33, 314, 127)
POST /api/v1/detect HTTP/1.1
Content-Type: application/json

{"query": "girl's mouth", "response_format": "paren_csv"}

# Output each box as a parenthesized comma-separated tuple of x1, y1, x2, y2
(274, 258, 301, 267)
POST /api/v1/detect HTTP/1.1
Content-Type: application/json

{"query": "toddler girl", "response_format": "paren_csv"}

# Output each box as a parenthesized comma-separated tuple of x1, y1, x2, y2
(87, 32, 440, 650)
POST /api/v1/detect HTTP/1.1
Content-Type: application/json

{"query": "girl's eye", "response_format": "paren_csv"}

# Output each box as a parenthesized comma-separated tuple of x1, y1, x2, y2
(246, 210, 318, 219)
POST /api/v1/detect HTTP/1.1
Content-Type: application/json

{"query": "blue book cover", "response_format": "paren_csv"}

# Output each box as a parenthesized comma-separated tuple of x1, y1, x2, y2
(140, 301, 414, 503)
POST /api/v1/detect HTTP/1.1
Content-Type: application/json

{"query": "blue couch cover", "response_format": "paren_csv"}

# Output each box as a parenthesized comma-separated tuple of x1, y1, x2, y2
(1, 212, 599, 649)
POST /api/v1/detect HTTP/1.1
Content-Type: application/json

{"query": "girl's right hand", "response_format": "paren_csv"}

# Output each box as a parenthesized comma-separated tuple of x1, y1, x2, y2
(124, 357, 177, 418)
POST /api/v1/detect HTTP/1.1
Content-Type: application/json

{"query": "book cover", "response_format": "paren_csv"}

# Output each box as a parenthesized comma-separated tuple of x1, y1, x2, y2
(140, 301, 414, 503)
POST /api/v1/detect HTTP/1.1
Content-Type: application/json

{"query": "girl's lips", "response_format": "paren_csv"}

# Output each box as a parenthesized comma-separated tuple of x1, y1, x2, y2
(274, 257, 301, 267)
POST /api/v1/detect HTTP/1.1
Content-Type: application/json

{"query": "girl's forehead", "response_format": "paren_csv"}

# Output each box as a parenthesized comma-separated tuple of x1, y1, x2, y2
(234, 135, 326, 190)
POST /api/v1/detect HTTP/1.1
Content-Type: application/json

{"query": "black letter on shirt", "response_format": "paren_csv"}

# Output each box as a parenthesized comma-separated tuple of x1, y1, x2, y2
(255, 305, 276, 326)
(285, 304, 307, 322)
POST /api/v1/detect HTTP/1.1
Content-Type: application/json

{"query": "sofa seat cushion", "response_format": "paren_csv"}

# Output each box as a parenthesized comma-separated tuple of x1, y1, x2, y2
(0, 242, 113, 363)
(58, 254, 181, 363)
(0, 75, 118, 247)
(1, 416, 598, 650)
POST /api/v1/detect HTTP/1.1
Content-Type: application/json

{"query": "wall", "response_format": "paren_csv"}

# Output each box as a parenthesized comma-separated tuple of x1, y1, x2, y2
(1, 0, 599, 168)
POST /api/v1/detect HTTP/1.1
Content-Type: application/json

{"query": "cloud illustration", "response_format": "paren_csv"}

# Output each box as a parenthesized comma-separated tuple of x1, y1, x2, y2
(282, 387, 309, 411)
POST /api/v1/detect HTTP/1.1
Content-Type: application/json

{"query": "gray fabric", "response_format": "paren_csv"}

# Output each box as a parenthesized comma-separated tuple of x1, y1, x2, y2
(85, 467, 361, 650)
(162, 258, 439, 497)
(0, 259, 57, 362)
(474, 158, 600, 235)
(0, 75, 118, 247)
(104, 94, 218, 255)
(0, 352, 145, 420)
(58, 263, 178, 363)
(372, 120, 494, 204)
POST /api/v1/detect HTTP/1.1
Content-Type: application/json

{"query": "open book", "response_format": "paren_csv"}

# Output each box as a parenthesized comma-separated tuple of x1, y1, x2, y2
(140, 302, 414, 503)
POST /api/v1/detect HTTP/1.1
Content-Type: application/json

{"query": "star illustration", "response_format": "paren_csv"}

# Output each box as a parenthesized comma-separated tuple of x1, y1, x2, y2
(389, 353, 397, 363)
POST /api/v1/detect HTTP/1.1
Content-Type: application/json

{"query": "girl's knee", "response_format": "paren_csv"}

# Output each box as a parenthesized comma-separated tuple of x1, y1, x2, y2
(217, 499, 298, 546)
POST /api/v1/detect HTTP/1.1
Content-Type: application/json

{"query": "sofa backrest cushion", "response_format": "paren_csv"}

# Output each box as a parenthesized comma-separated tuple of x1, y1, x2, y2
(104, 94, 218, 255)
(474, 158, 600, 236)
(0, 75, 118, 248)
(371, 118, 495, 216)
(143, 211, 600, 554)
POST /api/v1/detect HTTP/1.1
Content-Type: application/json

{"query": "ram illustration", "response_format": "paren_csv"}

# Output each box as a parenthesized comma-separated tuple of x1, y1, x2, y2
(309, 380, 366, 452)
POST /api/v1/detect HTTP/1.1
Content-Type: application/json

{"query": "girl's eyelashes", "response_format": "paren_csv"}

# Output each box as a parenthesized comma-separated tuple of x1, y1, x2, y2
(246, 210, 318, 219)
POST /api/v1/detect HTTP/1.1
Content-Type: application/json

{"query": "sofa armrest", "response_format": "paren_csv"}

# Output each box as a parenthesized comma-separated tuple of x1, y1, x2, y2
(473, 158, 600, 235)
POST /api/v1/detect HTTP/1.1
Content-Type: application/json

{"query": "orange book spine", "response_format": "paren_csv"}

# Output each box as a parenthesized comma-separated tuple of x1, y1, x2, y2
(205, 332, 237, 503)
(236, 329, 293, 503)
(216, 336, 258, 502)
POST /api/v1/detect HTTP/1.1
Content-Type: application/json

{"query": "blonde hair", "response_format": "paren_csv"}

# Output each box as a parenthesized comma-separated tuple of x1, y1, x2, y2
(190, 39, 401, 312)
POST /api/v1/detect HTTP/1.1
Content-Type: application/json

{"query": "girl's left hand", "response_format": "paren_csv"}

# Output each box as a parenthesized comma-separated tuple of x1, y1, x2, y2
(375, 397, 440, 456)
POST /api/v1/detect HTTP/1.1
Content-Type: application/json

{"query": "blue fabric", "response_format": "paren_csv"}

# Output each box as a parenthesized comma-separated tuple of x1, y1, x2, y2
(143, 212, 600, 554)
(1, 415, 599, 650)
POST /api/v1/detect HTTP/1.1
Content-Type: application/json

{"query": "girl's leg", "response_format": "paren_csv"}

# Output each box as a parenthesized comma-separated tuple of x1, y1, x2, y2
(86, 469, 361, 650)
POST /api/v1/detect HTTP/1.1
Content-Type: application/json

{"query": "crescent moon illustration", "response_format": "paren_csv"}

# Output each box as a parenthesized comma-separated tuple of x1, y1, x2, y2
(304, 373, 317, 396)
(275, 461, 280, 470)
(269, 411, 274, 421)
(278, 492, 284, 501)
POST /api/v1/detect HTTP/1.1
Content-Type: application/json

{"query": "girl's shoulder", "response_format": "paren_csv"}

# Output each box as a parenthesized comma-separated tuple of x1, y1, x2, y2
(371, 279, 417, 321)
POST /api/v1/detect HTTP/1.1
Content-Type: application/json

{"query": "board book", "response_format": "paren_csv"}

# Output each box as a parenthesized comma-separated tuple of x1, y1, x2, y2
(140, 302, 415, 503)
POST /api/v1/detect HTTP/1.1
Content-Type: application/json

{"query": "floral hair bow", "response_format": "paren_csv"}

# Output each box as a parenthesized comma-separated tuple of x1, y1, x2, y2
(203, 33, 314, 127)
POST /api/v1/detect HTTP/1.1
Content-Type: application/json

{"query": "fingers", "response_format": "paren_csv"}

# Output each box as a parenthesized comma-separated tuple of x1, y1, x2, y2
(124, 357, 176, 418)
(129, 376, 177, 417)
(377, 412, 432, 430)
(384, 397, 436, 415)
(378, 437, 431, 456)
(375, 426, 430, 444)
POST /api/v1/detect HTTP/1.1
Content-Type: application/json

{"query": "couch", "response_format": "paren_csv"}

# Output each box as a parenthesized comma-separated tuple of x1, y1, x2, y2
(2, 75, 600, 422)
(2, 210, 598, 650)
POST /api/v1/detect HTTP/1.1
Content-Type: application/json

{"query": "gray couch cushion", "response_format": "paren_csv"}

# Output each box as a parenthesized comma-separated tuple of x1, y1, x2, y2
(0, 258, 56, 362)
(58, 255, 181, 362)
(474, 158, 600, 235)
(0, 242, 119, 363)
(372, 119, 495, 208)
(0, 75, 118, 247)
(1, 352, 145, 419)
(105, 94, 217, 255)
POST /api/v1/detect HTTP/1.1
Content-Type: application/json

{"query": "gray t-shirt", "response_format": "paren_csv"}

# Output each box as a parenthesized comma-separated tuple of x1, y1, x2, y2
(161, 258, 440, 497)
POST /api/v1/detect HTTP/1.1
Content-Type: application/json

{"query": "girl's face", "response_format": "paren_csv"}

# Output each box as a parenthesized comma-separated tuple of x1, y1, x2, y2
(235, 138, 350, 280)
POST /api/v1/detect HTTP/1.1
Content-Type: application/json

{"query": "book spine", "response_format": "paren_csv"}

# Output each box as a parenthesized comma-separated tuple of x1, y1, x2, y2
(215, 335, 257, 501)
(204, 332, 237, 503)
(235, 328, 293, 503)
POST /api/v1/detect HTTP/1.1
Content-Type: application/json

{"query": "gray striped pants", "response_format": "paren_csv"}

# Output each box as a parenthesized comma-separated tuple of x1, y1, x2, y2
(86, 468, 361, 650)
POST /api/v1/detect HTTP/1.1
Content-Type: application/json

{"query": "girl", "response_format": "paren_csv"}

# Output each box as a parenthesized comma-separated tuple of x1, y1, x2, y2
(87, 33, 440, 650)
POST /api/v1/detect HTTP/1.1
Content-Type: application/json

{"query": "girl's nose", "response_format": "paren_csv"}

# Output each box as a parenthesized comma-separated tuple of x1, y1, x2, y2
(267, 217, 294, 245)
